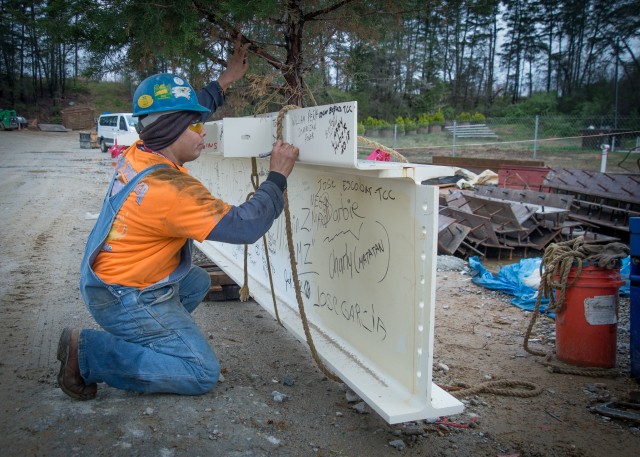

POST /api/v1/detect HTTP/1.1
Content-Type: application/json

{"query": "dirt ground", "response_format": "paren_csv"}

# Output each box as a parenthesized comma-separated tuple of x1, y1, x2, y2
(1, 129, 638, 457)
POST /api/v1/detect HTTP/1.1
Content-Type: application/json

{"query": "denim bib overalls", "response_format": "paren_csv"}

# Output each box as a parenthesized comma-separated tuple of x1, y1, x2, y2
(77, 160, 220, 395)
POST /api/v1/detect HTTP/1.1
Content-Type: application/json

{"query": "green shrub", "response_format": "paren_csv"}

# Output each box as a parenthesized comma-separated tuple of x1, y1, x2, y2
(364, 116, 377, 127)
(442, 107, 454, 121)
(379, 120, 392, 130)
(431, 110, 445, 123)
(417, 113, 429, 128)
(504, 92, 559, 116)
(404, 117, 417, 130)
(470, 112, 486, 123)
(456, 112, 471, 122)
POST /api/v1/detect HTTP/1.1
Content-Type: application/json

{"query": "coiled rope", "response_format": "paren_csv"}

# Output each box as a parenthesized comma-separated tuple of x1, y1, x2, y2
(523, 237, 628, 377)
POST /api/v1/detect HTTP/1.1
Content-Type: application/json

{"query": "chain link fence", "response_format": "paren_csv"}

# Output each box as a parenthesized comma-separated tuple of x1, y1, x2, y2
(359, 116, 640, 173)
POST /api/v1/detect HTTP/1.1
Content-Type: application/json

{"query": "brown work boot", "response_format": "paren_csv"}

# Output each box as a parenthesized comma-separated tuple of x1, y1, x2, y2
(57, 328, 97, 400)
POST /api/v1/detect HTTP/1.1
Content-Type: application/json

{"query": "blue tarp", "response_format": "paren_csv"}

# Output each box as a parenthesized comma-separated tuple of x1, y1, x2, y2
(620, 256, 630, 296)
(468, 256, 631, 317)
(468, 256, 552, 315)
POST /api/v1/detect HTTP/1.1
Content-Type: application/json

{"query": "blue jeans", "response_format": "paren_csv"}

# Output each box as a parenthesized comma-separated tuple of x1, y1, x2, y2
(79, 265, 220, 395)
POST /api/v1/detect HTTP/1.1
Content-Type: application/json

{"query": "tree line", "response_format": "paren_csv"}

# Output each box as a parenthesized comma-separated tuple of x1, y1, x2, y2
(1, 0, 638, 121)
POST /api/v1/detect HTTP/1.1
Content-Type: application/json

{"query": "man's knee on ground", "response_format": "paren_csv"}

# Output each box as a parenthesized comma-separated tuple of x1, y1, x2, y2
(189, 353, 220, 395)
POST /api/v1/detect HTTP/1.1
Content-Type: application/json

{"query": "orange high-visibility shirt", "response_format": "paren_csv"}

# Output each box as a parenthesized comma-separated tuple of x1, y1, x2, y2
(92, 142, 231, 288)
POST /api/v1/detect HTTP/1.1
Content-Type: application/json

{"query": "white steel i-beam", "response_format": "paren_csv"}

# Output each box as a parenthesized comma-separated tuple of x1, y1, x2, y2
(187, 102, 463, 424)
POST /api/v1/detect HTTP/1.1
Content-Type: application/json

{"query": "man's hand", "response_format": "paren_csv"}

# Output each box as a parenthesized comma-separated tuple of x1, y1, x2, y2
(217, 34, 250, 91)
(269, 140, 299, 178)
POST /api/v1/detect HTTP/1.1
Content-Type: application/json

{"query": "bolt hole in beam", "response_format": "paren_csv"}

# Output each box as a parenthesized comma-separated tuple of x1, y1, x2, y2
(190, 102, 462, 424)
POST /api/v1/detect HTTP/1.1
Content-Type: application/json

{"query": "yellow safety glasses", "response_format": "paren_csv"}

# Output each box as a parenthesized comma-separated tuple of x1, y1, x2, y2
(188, 122, 204, 134)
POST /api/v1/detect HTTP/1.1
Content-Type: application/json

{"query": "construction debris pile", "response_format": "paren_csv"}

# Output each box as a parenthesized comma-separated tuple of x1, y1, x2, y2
(437, 167, 639, 259)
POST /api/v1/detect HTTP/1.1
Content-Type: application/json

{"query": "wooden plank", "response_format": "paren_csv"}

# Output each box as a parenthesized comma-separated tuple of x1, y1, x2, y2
(195, 262, 239, 287)
(196, 262, 241, 301)
(432, 156, 545, 174)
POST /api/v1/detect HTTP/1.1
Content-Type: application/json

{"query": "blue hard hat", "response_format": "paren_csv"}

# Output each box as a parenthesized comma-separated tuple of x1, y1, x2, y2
(132, 73, 210, 117)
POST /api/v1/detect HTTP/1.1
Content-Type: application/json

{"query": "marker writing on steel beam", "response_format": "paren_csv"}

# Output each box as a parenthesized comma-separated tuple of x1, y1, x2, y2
(258, 152, 271, 158)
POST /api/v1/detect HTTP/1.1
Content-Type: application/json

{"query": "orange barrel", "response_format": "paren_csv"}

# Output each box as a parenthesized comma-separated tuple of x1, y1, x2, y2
(555, 264, 625, 368)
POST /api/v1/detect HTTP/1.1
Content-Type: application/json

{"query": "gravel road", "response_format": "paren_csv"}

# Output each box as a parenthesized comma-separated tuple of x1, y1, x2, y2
(1, 129, 638, 457)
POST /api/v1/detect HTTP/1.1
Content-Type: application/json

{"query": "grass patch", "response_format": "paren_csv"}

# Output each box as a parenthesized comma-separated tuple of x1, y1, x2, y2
(357, 130, 639, 173)
(83, 81, 132, 114)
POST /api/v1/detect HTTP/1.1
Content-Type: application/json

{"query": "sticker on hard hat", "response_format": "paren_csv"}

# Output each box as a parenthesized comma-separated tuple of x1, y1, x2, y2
(137, 94, 153, 109)
(172, 86, 192, 100)
(153, 83, 171, 100)
(173, 77, 185, 85)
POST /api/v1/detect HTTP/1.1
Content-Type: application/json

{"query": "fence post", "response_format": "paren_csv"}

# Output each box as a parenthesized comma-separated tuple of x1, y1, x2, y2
(393, 123, 397, 149)
(600, 144, 609, 172)
(452, 120, 457, 157)
(533, 115, 539, 160)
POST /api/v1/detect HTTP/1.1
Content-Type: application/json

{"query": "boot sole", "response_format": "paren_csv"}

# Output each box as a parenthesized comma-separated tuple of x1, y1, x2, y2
(56, 327, 96, 400)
